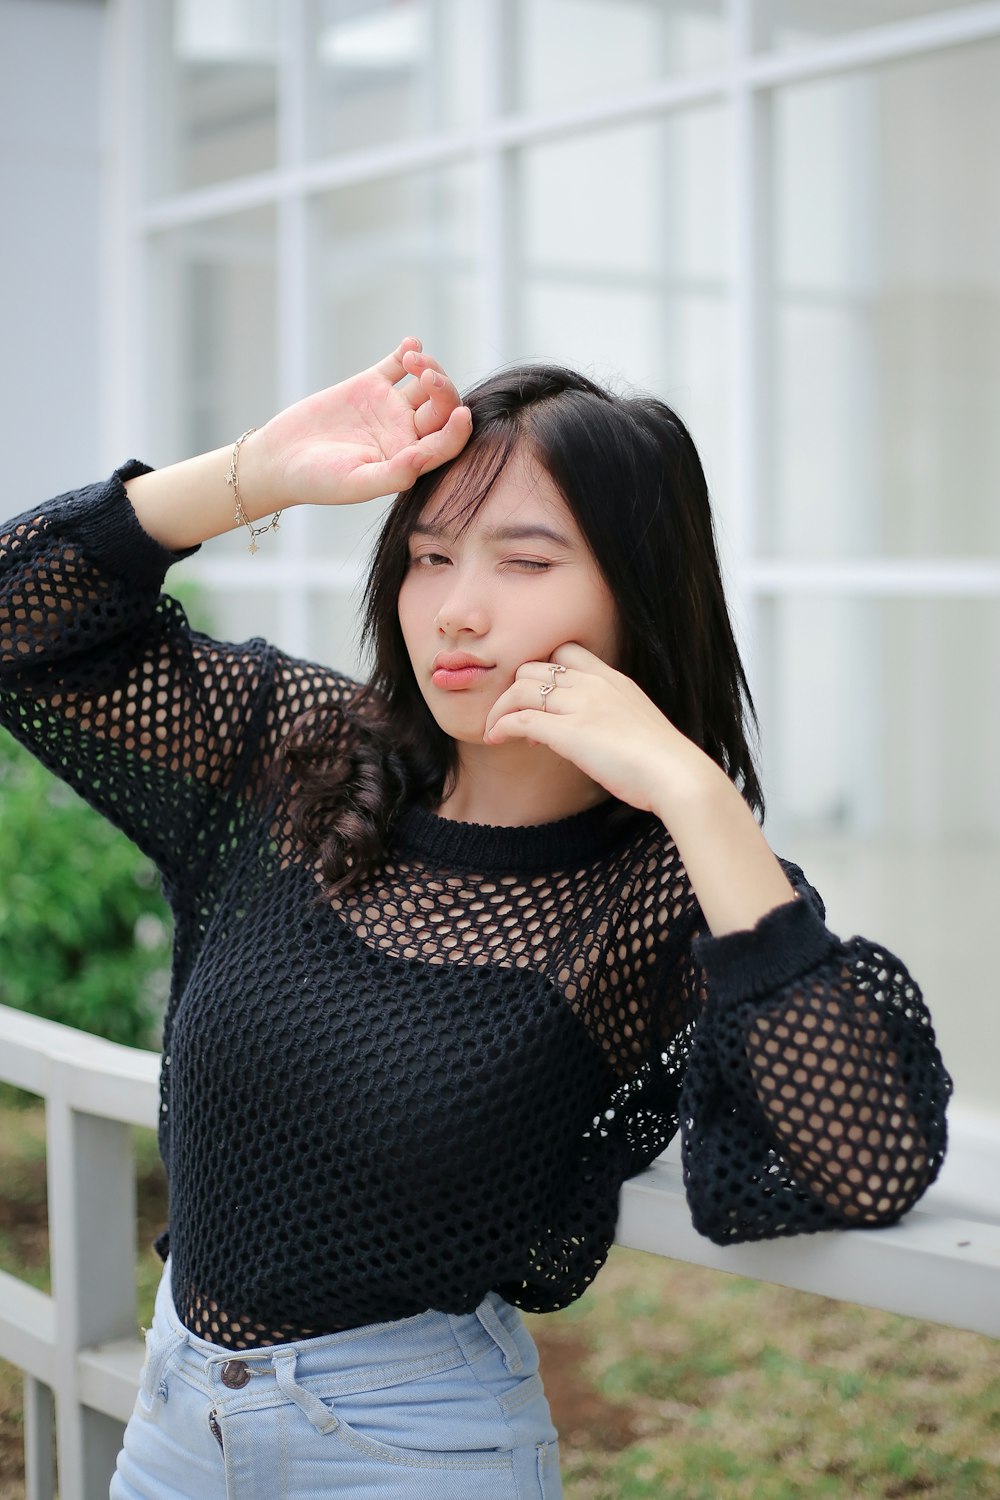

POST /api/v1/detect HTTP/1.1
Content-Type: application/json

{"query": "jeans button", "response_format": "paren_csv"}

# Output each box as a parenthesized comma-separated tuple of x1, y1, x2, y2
(221, 1359, 251, 1389)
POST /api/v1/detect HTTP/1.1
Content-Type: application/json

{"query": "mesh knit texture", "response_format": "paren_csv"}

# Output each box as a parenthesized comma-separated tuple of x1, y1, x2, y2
(0, 468, 953, 1350)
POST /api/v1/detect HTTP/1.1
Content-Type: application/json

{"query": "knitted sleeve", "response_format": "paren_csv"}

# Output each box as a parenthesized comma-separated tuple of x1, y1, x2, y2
(0, 464, 336, 892)
(676, 861, 953, 1243)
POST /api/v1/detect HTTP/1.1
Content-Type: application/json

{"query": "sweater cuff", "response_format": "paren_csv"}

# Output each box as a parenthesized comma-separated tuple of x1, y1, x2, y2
(64, 462, 201, 590)
(692, 892, 839, 1007)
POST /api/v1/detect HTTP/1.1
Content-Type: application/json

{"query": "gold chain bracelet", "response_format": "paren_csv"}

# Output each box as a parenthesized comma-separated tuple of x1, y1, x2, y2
(225, 427, 282, 555)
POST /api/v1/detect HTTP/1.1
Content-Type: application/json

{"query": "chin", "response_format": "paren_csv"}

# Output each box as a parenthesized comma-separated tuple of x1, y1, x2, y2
(423, 704, 486, 739)
(444, 720, 490, 745)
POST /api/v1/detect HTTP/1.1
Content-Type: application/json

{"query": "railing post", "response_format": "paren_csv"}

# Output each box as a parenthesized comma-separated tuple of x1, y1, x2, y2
(47, 1063, 139, 1500)
(23, 1375, 55, 1500)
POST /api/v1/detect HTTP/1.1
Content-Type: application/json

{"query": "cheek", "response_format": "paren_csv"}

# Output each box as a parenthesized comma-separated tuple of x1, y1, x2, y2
(603, 606, 625, 667)
(566, 580, 620, 644)
(396, 578, 418, 638)
(395, 614, 422, 677)
(587, 573, 622, 649)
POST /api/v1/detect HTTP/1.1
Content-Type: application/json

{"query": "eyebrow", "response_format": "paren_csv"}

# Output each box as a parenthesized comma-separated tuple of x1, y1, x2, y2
(409, 521, 575, 548)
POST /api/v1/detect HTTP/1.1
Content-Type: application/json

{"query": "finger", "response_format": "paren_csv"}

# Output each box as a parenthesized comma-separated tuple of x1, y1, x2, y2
(399, 351, 453, 410)
(410, 403, 472, 469)
(346, 405, 472, 498)
(483, 675, 569, 742)
(401, 348, 447, 378)
(484, 706, 562, 747)
(547, 642, 623, 680)
(372, 336, 424, 385)
(513, 661, 572, 684)
(412, 370, 463, 437)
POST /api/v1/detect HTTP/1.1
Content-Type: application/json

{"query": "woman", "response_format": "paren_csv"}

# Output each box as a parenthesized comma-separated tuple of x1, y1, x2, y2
(0, 337, 951, 1499)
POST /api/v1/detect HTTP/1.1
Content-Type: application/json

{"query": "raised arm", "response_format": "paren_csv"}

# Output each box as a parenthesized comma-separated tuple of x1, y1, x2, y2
(124, 338, 471, 550)
(0, 338, 471, 889)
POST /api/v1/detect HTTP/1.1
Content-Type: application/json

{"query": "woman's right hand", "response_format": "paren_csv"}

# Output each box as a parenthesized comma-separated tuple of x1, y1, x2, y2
(241, 337, 472, 514)
(124, 337, 470, 553)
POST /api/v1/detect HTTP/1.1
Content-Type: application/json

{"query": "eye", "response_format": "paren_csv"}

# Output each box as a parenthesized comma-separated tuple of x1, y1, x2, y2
(507, 560, 551, 571)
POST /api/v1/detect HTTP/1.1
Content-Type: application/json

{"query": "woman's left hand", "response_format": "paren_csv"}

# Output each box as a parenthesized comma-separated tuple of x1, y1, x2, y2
(482, 642, 721, 817)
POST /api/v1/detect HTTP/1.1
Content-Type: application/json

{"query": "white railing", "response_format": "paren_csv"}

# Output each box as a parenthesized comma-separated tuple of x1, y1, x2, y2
(1, 1003, 998, 1500)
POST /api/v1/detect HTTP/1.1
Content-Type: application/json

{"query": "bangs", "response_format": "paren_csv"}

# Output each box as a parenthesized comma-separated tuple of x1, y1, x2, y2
(402, 421, 527, 540)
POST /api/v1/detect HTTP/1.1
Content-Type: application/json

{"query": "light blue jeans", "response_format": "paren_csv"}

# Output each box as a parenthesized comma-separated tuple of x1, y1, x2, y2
(109, 1255, 562, 1499)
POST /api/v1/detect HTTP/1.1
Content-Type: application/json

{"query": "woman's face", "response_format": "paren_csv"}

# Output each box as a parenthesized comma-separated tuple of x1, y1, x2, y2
(397, 447, 622, 745)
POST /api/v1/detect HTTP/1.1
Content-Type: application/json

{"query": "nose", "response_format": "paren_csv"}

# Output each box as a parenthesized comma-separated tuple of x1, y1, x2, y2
(434, 578, 489, 638)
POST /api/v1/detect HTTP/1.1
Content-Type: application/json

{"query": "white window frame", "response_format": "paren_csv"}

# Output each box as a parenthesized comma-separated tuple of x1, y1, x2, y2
(104, 0, 1000, 661)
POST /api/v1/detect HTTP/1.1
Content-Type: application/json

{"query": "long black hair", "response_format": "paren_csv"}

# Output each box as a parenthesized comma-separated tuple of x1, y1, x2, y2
(275, 363, 764, 898)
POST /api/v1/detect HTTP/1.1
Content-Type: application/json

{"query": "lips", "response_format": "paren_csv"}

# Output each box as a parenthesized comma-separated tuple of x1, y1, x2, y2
(429, 649, 495, 694)
(432, 652, 493, 671)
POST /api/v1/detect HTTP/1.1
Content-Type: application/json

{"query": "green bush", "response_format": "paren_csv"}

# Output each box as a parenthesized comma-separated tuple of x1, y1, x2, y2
(0, 726, 172, 1050)
(0, 580, 213, 1052)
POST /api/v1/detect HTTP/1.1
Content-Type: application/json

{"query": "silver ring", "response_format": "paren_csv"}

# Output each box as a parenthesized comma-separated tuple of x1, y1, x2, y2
(539, 663, 567, 711)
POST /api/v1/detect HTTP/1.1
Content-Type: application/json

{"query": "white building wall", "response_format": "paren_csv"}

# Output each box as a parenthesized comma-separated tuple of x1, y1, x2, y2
(0, 0, 107, 501)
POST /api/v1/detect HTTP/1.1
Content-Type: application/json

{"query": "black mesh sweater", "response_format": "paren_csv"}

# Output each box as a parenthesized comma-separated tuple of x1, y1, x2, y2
(0, 466, 952, 1351)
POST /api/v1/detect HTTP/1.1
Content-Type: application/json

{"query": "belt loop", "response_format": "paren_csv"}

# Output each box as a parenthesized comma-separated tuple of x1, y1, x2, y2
(272, 1347, 341, 1435)
(475, 1296, 523, 1375)
(139, 1325, 188, 1411)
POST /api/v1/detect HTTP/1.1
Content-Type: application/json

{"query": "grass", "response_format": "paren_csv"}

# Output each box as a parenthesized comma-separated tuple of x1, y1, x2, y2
(0, 1080, 997, 1498)
(524, 1252, 999, 1498)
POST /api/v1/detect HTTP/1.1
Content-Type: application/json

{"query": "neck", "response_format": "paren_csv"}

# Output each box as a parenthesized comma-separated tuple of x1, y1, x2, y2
(435, 742, 611, 826)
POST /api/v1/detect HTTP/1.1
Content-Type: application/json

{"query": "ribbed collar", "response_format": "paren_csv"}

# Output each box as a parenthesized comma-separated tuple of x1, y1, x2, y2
(392, 795, 651, 872)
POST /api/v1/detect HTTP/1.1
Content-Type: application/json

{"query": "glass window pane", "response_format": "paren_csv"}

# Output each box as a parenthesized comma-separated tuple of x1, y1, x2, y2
(759, 594, 1000, 1114)
(760, 597, 999, 841)
(148, 206, 278, 566)
(515, 111, 733, 531)
(148, 0, 279, 194)
(185, 588, 286, 656)
(306, 163, 482, 560)
(769, 43, 1000, 557)
(307, 585, 368, 679)
(310, 0, 484, 156)
(759, 0, 980, 52)
(512, 0, 727, 113)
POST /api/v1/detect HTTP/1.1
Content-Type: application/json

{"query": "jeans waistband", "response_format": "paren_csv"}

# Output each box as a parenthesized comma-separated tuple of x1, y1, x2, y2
(144, 1256, 525, 1410)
